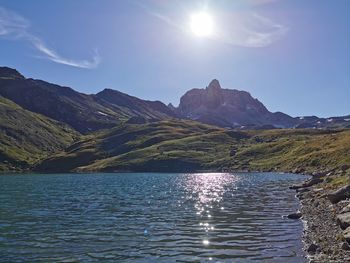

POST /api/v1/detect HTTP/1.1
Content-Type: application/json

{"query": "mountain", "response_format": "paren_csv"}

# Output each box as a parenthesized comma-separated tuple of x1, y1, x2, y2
(295, 115, 350, 129)
(175, 79, 297, 128)
(1, 67, 348, 132)
(0, 67, 175, 133)
(0, 96, 79, 171)
(95, 88, 177, 120)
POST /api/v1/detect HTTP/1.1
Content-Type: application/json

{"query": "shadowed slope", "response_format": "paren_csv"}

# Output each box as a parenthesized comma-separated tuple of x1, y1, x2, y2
(0, 96, 79, 171)
(0, 67, 175, 133)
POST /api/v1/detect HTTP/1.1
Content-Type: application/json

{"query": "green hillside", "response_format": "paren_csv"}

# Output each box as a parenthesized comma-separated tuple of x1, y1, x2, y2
(0, 96, 80, 171)
(35, 120, 350, 183)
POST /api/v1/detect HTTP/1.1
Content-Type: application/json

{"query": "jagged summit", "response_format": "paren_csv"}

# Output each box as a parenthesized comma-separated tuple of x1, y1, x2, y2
(206, 79, 221, 90)
(176, 79, 296, 128)
(0, 67, 25, 80)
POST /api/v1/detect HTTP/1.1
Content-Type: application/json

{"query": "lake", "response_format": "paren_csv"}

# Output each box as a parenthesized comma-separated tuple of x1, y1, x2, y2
(0, 173, 306, 262)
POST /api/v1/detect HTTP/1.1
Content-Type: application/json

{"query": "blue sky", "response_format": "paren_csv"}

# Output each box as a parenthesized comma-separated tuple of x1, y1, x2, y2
(0, 0, 349, 117)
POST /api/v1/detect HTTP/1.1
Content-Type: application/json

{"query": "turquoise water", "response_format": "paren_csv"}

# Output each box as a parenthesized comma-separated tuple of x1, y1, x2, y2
(0, 173, 306, 262)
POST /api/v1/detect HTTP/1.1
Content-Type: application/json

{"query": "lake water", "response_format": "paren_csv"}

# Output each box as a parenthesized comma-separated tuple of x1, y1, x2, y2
(0, 173, 306, 262)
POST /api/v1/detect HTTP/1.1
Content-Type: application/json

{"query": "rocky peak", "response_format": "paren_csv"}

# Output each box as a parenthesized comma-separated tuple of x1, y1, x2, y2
(177, 79, 295, 128)
(206, 79, 221, 91)
(0, 67, 25, 80)
(168, 103, 176, 111)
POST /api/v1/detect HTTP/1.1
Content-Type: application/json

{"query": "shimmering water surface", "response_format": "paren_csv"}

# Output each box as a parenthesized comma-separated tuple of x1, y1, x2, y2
(0, 173, 306, 262)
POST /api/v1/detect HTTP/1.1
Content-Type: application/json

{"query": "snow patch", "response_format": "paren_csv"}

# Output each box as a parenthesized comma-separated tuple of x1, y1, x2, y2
(97, 111, 108, 116)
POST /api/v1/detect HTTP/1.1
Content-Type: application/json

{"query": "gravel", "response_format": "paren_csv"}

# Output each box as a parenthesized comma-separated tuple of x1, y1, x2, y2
(295, 184, 350, 262)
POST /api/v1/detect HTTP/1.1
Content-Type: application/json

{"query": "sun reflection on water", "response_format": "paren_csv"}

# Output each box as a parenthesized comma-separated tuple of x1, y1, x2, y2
(182, 173, 240, 246)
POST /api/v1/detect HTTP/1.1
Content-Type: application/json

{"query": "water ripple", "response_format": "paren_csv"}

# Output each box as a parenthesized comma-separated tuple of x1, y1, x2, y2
(0, 172, 306, 262)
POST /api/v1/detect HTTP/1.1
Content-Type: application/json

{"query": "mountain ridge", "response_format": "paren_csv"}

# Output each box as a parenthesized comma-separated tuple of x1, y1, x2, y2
(0, 67, 175, 133)
(0, 66, 349, 131)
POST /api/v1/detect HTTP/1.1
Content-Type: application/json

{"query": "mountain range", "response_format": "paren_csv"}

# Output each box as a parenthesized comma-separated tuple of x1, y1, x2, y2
(1, 67, 349, 132)
(0, 66, 349, 172)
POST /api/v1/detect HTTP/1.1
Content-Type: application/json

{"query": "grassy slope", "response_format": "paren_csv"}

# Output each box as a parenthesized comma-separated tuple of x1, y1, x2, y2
(35, 120, 350, 185)
(0, 96, 80, 171)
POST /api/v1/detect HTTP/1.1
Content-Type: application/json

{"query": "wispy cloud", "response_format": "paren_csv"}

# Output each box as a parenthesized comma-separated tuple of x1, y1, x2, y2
(215, 12, 288, 48)
(0, 6, 100, 69)
(134, 0, 288, 48)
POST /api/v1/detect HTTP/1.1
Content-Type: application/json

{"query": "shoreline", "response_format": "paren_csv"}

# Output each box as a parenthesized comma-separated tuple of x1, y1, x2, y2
(290, 176, 350, 262)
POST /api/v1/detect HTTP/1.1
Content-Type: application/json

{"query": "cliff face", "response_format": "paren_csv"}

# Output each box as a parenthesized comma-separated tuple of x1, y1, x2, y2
(177, 79, 296, 128)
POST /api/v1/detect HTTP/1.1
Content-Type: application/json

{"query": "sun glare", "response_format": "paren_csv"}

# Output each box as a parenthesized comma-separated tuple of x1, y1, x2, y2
(190, 12, 213, 37)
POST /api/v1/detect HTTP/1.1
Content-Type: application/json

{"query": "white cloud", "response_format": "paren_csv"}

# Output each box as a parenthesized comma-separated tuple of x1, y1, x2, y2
(0, 6, 100, 69)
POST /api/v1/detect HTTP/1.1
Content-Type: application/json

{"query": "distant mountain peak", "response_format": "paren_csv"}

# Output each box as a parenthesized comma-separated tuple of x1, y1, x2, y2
(176, 79, 296, 128)
(0, 67, 25, 80)
(207, 79, 221, 90)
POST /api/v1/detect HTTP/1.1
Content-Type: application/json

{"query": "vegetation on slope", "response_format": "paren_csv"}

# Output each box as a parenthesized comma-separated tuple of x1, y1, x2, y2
(0, 96, 80, 171)
(35, 120, 350, 181)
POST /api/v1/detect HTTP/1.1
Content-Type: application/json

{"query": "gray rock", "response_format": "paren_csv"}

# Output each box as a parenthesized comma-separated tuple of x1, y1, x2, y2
(341, 204, 350, 214)
(287, 212, 302, 219)
(312, 188, 324, 193)
(296, 188, 310, 193)
(343, 227, 350, 242)
(341, 241, 350, 251)
(289, 178, 323, 190)
(312, 171, 328, 178)
(328, 185, 350, 204)
(337, 213, 350, 230)
(307, 243, 319, 254)
(341, 164, 350, 172)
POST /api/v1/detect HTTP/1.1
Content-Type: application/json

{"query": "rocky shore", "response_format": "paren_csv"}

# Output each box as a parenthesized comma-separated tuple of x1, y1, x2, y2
(289, 174, 350, 262)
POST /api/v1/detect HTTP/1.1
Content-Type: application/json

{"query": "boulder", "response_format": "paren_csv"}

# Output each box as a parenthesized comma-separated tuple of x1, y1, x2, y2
(340, 204, 350, 214)
(296, 188, 310, 193)
(341, 242, 350, 250)
(307, 243, 319, 254)
(328, 185, 350, 204)
(289, 178, 323, 190)
(287, 212, 302, 219)
(292, 168, 305, 174)
(229, 149, 236, 157)
(341, 165, 350, 172)
(337, 213, 350, 230)
(343, 227, 350, 242)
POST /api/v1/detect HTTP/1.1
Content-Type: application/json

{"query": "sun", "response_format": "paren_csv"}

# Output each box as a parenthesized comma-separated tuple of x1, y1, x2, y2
(190, 12, 214, 37)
